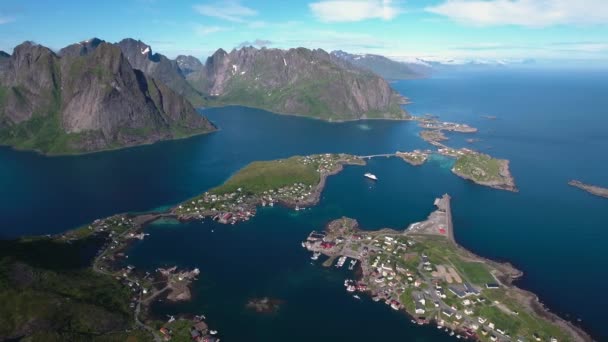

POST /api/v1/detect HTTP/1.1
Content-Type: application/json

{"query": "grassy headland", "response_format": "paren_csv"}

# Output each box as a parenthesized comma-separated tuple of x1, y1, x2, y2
(452, 153, 517, 192)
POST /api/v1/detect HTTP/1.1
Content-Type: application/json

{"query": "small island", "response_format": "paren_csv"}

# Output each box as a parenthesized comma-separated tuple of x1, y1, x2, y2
(246, 297, 283, 314)
(396, 150, 430, 166)
(420, 130, 449, 146)
(302, 195, 590, 342)
(568, 180, 608, 199)
(452, 152, 517, 192)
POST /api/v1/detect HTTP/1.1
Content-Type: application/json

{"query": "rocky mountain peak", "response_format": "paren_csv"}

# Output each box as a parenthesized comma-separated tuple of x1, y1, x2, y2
(59, 37, 105, 57)
(176, 55, 203, 76)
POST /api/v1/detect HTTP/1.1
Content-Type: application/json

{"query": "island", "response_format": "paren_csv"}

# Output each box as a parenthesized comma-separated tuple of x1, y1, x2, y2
(420, 130, 449, 146)
(246, 297, 283, 314)
(174, 153, 366, 224)
(302, 195, 591, 342)
(452, 153, 517, 192)
(568, 180, 608, 199)
(396, 150, 430, 166)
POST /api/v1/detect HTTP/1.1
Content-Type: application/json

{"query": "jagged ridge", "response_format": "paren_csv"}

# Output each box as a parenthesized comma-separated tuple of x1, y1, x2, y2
(0, 40, 215, 155)
(188, 47, 408, 121)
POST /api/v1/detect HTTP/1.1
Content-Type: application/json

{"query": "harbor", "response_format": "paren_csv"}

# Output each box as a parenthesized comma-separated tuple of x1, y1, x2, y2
(302, 195, 590, 342)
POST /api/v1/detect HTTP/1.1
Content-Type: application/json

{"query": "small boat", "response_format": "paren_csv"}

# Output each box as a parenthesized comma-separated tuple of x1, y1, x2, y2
(353, 295, 361, 299)
(311, 252, 321, 260)
(210, 330, 218, 335)
(348, 259, 357, 270)
(364, 172, 378, 181)
(301, 241, 306, 248)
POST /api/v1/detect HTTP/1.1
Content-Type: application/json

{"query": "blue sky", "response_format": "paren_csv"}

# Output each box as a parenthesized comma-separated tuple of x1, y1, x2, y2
(1, 0, 607, 65)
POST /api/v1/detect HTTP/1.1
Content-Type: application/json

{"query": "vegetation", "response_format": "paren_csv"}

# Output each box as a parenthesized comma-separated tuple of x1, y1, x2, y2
(0, 237, 150, 341)
(453, 261, 495, 285)
(453, 153, 503, 183)
(211, 156, 320, 195)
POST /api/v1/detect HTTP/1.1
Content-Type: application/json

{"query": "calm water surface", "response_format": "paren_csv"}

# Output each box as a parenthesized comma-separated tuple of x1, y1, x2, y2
(1, 70, 607, 340)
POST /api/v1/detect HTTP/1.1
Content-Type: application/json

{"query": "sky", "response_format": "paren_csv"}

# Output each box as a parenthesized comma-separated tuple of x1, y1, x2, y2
(1, 0, 608, 66)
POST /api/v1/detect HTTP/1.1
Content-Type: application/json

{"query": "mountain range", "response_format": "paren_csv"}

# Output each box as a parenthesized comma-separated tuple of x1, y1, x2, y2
(330, 50, 432, 80)
(187, 46, 407, 121)
(0, 38, 410, 154)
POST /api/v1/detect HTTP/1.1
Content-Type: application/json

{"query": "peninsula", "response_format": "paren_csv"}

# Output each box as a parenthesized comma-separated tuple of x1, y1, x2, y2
(303, 195, 590, 342)
(568, 180, 608, 198)
(174, 153, 365, 223)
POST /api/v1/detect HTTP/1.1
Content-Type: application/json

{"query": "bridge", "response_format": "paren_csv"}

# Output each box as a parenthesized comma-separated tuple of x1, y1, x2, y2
(358, 153, 397, 159)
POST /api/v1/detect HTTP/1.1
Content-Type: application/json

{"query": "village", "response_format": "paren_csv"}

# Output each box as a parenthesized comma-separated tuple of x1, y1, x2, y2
(173, 153, 365, 224)
(303, 195, 570, 342)
(58, 214, 221, 342)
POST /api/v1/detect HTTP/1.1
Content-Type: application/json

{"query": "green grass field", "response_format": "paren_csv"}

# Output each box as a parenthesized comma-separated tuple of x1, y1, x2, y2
(453, 261, 495, 285)
(453, 153, 502, 182)
(211, 156, 320, 195)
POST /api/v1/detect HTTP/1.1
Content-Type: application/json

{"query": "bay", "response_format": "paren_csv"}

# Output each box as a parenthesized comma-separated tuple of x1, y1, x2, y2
(1, 69, 607, 340)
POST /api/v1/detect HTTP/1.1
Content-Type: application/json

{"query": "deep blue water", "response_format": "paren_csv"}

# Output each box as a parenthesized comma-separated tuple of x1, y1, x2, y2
(1, 70, 607, 340)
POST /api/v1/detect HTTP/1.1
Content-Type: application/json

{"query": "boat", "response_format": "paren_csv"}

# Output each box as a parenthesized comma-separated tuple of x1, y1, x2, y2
(348, 259, 357, 270)
(210, 330, 218, 335)
(301, 241, 306, 248)
(335, 256, 347, 268)
(353, 294, 361, 299)
(311, 252, 321, 260)
(364, 172, 378, 181)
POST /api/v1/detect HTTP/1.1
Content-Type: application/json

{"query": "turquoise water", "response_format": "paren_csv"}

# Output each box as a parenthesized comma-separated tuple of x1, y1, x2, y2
(1, 70, 607, 340)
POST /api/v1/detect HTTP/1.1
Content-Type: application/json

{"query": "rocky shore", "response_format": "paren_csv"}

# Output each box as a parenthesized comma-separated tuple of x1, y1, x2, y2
(452, 157, 518, 192)
(568, 180, 608, 198)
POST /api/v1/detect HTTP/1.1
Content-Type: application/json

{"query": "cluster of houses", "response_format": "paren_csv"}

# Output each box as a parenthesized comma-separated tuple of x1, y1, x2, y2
(300, 153, 360, 174)
(159, 318, 219, 342)
(417, 118, 477, 133)
(437, 147, 475, 158)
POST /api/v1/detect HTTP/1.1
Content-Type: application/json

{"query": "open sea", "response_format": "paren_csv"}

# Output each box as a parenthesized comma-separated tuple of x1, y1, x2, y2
(1, 69, 607, 340)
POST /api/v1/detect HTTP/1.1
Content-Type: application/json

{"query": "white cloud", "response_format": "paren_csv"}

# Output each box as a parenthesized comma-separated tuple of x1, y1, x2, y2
(426, 0, 608, 27)
(194, 25, 229, 36)
(193, 1, 257, 22)
(309, 0, 402, 22)
(0, 15, 15, 24)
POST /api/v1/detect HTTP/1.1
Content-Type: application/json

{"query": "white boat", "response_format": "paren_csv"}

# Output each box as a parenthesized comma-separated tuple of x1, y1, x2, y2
(353, 294, 361, 299)
(301, 241, 306, 248)
(364, 173, 378, 181)
(210, 330, 218, 335)
(348, 259, 357, 270)
(311, 252, 321, 260)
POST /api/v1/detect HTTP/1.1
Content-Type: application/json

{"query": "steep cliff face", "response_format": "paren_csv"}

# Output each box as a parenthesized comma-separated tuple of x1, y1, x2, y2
(188, 47, 408, 121)
(117, 39, 204, 106)
(0, 41, 215, 154)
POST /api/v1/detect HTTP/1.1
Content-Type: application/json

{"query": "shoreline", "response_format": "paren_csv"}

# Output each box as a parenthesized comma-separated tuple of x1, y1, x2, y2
(304, 195, 591, 341)
(568, 180, 608, 198)
(452, 158, 518, 192)
(201, 104, 412, 123)
(0, 127, 218, 157)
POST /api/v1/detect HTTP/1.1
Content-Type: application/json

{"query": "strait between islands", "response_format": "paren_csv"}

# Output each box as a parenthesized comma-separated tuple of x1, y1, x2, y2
(2, 153, 588, 341)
